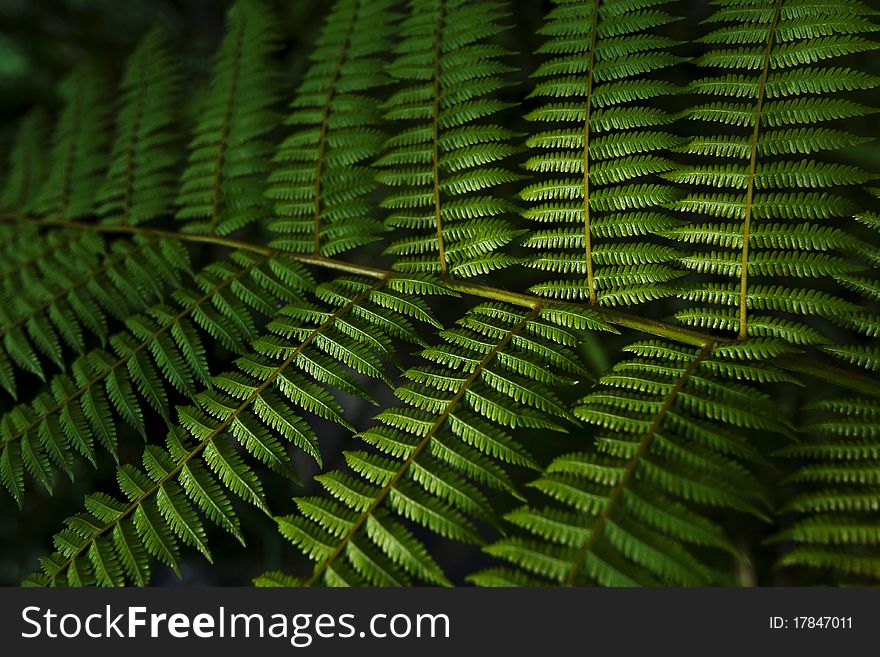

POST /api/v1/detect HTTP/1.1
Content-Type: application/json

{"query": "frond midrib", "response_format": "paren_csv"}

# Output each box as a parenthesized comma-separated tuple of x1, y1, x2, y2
(209, 15, 245, 236)
(562, 341, 715, 586)
(4, 214, 879, 398)
(303, 303, 543, 586)
(432, 0, 449, 275)
(737, 0, 784, 340)
(46, 274, 389, 583)
(310, 0, 362, 254)
(581, 0, 601, 304)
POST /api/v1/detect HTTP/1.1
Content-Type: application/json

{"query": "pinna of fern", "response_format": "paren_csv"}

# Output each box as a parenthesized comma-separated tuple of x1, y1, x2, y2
(267, 0, 396, 257)
(521, 0, 685, 307)
(175, 0, 282, 236)
(0, 250, 312, 506)
(0, 229, 191, 401)
(821, 187, 880, 367)
(770, 397, 880, 583)
(30, 63, 110, 222)
(263, 301, 613, 587)
(25, 272, 450, 586)
(0, 108, 50, 212)
(0, 29, 189, 399)
(95, 28, 181, 226)
(664, 0, 879, 346)
(472, 340, 792, 586)
(375, 0, 523, 279)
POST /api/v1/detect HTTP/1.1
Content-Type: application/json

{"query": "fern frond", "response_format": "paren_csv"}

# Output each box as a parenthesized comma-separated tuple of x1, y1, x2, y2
(267, 0, 395, 256)
(27, 273, 448, 584)
(31, 65, 110, 220)
(521, 0, 683, 306)
(668, 0, 879, 342)
(830, 187, 880, 340)
(375, 0, 521, 278)
(0, 251, 310, 504)
(471, 340, 788, 586)
(771, 398, 880, 582)
(95, 28, 181, 226)
(0, 109, 51, 212)
(268, 301, 614, 586)
(0, 232, 190, 399)
(175, 0, 281, 236)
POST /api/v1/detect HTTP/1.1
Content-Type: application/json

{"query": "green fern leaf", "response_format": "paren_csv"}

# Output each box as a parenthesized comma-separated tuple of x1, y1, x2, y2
(521, 0, 683, 306)
(95, 28, 181, 226)
(269, 301, 614, 586)
(472, 340, 787, 586)
(771, 398, 880, 582)
(667, 0, 879, 343)
(175, 0, 282, 236)
(375, 0, 521, 278)
(267, 0, 395, 256)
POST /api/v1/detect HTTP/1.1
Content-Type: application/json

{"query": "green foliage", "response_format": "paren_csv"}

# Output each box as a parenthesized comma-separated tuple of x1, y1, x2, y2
(24, 271, 448, 585)
(271, 302, 609, 586)
(666, 0, 878, 343)
(771, 398, 880, 581)
(376, 0, 522, 278)
(0, 228, 190, 399)
(30, 64, 110, 221)
(267, 0, 395, 256)
(0, 109, 50, 211)
(175, 0, 282, 236)
(0, 250, 309, 505)
(96, 28, 181, 226)
(471, 340, 786, 586)
(522, 0, 683, 306)
(0, 0, 877, 588)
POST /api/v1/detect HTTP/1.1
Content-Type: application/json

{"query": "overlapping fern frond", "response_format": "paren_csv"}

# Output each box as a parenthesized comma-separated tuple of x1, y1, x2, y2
(0, 252, 308, 504)
(0, 0, 878, 589)
(375, 0, 522, 278)
(263, 302, 613, 586)
(472, 340, 791, 586)
(0, 229, 190, 400)
(24, 272, 448, 585)
(521, 0, 684, 306)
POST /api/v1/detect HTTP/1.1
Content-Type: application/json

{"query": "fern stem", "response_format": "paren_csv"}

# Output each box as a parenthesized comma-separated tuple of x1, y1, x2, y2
(5, 216, 880, 397)
(581, 0, 601, 304)
(311, 0, 361, 254)
(0, 236, 159, 341)
(562, 342, 715, 586)
(46, 276, 389, 584)
(57, 75, 84, 221)
(431, 0, 449, 276)
(303, 304, 543, 586)
(737, 0, 783, 340)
